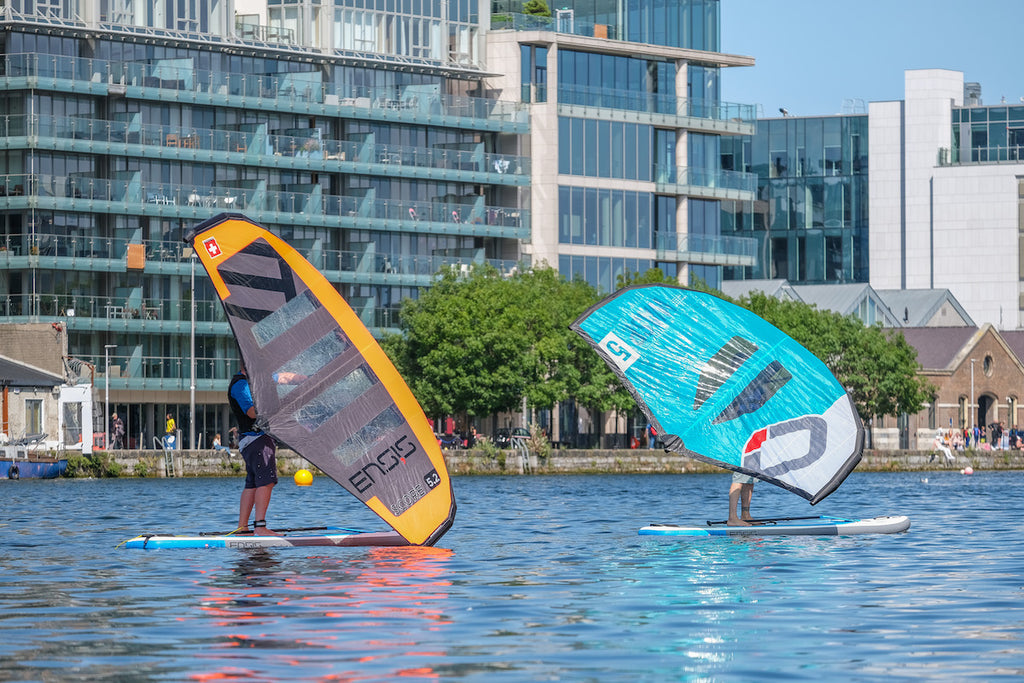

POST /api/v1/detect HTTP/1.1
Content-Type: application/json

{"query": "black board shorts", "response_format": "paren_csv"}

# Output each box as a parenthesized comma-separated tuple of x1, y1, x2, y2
(240, 433, 278, 489)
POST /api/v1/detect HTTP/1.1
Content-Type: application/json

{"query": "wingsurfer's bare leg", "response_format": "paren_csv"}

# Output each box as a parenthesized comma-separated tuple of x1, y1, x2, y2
(740, 483, 753, 521)
(238, 487, 256, 531)
(728, 482, 752, 526)
(253, 484, 280, 535)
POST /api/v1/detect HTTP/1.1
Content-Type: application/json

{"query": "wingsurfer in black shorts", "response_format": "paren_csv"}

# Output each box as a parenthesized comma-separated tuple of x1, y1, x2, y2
(228, 362, 280, 536)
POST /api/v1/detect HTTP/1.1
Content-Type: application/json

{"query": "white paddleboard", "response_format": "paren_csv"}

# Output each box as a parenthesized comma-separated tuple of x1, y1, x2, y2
(640, 515, 910, 538)
(122, 527, 410, 549)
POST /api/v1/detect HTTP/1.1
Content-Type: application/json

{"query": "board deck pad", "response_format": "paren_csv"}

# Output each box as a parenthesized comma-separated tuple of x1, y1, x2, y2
(639, 515, 910, 538)
(122, 527, 410, 549)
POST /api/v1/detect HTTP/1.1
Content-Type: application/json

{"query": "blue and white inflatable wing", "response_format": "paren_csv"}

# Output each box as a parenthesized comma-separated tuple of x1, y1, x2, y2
(571, 285, 863, 504)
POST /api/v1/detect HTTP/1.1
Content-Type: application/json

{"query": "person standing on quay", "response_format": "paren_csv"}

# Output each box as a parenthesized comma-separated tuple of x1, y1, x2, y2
(164, 413, 176, 450)
(111, 412, 124, 450)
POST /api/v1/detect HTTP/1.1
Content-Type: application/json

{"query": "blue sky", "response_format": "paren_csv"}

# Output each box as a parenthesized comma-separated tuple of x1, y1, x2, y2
(720, 0, 1023, 117)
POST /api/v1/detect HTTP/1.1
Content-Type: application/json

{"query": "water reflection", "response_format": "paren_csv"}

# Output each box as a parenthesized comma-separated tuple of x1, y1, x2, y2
(184, 546, 454, 679)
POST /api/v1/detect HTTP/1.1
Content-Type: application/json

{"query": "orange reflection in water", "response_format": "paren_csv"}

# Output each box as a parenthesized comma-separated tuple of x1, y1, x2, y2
(187, 545, 454, 680)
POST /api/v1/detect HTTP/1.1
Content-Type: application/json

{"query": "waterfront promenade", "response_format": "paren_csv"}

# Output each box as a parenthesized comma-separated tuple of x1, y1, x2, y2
(76, 447, 1020, 478)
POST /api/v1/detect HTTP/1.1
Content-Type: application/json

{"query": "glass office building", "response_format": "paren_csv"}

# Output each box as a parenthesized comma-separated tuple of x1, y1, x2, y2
(488, 0, 757, 295)
(720, 115, 870, 285)
(0, 2, 529, 446)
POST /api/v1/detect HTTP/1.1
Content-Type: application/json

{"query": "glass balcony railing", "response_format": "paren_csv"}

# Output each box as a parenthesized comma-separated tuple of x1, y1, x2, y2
(0, 231, 524, 286)
(0, 292, 223, 323)
(0, 172, 529, 234)
(491, 12, 620, 40)
(3, 293, 408, 335)
(655, 232, 758, 265)
(235, 20, 296, 45)
(557, 84, 757, 122)
(13, 114, 529, 178)
(82, 353, 254, 386)
(654, 165, 757, 194)
(2, 52, 529, 125)
(938, 145, 1024, 165)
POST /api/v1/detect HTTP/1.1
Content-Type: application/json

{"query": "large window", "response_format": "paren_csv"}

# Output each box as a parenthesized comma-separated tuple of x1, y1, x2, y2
(521, 45, 548, 102)
(559, 254, 663, 294)
(558, 117, 651, 180)
(557, 50, 675, 114)
(624, 0, 719, 51)
(559, 185, 653, 248)
(687, 65, 720, 118)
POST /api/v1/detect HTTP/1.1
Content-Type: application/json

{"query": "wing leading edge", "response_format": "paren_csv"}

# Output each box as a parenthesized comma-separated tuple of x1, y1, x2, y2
(185, 213, 455, 545)
(571, 284, 862, 504)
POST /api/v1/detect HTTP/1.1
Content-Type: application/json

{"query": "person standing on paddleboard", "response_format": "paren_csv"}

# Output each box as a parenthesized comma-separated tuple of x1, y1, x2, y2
(229, 361, 280, 536)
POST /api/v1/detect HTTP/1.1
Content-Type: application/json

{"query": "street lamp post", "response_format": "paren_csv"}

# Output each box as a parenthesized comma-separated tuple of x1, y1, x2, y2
(970, 358, 977, 432)
(189, 251, 196, 451)
(104, 344, 116, 449)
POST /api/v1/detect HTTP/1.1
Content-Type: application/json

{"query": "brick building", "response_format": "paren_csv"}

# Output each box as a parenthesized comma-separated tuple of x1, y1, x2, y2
(898, 325, 1024, 450)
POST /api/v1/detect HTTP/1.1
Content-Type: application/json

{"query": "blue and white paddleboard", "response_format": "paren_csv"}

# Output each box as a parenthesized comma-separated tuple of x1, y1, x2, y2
(640, 515, 910, 538)
(122, 527, 410, 549)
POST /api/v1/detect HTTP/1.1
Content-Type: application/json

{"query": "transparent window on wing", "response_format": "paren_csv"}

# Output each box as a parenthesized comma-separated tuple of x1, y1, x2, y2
(251, 290, 318, 348)
(331, 406, 405, 466)
(293, 365, 377, 431)
(274, 330, 352, 398)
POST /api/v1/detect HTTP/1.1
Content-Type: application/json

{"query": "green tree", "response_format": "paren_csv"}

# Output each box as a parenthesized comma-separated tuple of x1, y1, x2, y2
(383, 264, 628, 421)
(616, 266, 678, 289)
(740, 291, 933, 420)
(522, 0, 551, 17)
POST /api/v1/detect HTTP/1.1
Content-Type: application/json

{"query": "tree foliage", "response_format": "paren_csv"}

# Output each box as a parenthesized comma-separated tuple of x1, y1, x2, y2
(739, 291, 934, 420)
(616, 266, 678, 289)
(522, 0, 551, 17)
(382, 264, 632, 421)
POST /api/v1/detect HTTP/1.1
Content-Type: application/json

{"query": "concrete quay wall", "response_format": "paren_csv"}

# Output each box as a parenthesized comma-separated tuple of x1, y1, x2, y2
(93, 448, 1021, 478)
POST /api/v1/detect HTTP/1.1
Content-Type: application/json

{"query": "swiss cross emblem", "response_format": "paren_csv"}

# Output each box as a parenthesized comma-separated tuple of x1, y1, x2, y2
(202, 237, 222, 259)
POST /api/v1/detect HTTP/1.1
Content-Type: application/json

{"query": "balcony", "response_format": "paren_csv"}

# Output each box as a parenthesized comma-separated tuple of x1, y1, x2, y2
(491, 11, 621, 40)
(654, 165, 757, 201)
(557, 84, 756, 134)
(0, 172, 530, 241)
(0, 52, 529, 132)
(938, 145, 1024, 166)
(83, 353, 243, 392)
(0, 234, 525, 311)
(13, 113, 530, 183)
(655, 232, 758, 267)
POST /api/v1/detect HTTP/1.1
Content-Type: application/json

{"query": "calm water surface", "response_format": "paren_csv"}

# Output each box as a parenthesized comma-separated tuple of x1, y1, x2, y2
(1, 470, 1022, 681)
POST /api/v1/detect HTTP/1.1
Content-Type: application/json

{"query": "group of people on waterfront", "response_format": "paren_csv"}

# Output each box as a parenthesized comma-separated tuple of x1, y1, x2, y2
(107, 413, 239, 453)
(936, 422, 1023, 454)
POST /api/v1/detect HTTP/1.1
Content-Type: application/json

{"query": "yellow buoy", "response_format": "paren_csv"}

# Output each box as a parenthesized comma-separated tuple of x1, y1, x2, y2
(294, 469, 313, 486)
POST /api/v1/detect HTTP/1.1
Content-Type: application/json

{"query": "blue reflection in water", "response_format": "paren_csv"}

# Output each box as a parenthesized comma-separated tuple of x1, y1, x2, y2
(0, 471, 1022, 680)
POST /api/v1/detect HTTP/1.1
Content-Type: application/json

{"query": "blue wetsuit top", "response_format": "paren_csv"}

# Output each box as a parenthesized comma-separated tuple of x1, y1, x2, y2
(228, 373, 260, 436)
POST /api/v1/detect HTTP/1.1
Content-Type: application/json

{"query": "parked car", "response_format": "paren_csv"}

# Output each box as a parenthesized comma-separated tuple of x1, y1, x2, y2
(495, 427, 530, 448)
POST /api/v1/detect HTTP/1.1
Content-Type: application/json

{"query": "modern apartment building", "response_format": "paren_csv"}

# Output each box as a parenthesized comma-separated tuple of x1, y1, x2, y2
(0, 2, 530, 447)
(485, 0, 758, 294)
